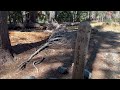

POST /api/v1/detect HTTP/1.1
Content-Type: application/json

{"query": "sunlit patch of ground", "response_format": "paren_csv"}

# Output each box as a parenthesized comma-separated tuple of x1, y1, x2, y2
(67, 22, 120, 32)
(9, 31, 50, 46)
(91, 22, 120, 32)
(90, 22, 120, 79)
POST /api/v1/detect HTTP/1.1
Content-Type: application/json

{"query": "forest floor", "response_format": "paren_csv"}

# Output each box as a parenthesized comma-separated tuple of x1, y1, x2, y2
(90, 22, 120, 79)
(0, 22, 120, 79)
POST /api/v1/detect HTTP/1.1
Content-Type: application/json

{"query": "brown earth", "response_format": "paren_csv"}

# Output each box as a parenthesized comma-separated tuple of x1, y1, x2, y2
(0, 23, 120, 79)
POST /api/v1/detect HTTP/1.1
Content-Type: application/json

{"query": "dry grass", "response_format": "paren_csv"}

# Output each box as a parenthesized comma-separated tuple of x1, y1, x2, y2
(9, 31, 50, 46)
(90, 22, 104, 27)
(67, 22, 120, 32)
(91, 22, 120, 32)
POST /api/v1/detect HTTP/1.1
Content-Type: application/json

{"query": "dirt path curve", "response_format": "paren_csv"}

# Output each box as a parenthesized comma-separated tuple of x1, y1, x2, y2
(88, 28, 120, 79)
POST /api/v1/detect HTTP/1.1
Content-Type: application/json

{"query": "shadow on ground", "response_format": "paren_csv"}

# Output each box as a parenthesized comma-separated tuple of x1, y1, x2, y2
(11, 37, 49, 54)
(86, 25, 120, 78)
(9, 25, 120, 79)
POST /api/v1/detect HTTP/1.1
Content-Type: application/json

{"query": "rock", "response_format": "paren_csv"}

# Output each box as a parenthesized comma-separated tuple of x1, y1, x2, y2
(57, 66, 68, 74)
(29, 23, 39, 28)
(46, 77, 58, 79)
(46, 23, 55, 30)
(63, 22, 80, 26)
(35, 25, 46, 30)
(84, 69, 92, 79)
(44, 30, 53, 33)
(63, 22, 71, 26)
(71, 22, 80, 26)
(34, 23, 41, 28)
(14, 23, 24, 30)
(23, 76, 36, 79)
(38, 25, 47, 30)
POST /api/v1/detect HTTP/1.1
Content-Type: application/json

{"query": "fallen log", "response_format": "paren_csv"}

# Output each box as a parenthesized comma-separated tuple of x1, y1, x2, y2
(18, 22, 66, 70)
(18, 37, 62, 70)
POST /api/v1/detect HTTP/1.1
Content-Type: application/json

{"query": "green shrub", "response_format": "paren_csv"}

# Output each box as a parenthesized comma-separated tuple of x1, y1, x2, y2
(105, 19, 113, 25)
(56, 11, 73, 22)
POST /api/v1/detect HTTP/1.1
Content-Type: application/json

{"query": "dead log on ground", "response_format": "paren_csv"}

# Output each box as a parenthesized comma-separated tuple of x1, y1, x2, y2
(18, 22, 66, 70)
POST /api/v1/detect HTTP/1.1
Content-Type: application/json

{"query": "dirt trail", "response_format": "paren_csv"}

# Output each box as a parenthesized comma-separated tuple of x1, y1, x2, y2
(89, 27, 120, 79)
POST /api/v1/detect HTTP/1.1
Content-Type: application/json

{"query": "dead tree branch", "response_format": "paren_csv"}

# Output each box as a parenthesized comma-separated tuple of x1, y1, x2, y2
(18, 37, 62, 70)
(18, 22, 66, 70)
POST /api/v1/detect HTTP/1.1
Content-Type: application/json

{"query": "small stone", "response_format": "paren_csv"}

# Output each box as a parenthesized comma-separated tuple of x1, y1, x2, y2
(46, 77, 58, 79)
(84, 69, 92, 79)
(23, 76, 36, 79)
(57, 66, 68, 74)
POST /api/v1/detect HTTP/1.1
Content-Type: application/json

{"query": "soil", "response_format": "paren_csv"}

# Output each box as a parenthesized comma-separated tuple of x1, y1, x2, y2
(0, 23, 120, 79)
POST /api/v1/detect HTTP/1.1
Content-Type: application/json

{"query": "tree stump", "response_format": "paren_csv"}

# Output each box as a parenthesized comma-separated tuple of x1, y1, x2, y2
(72, 21, 91, 79)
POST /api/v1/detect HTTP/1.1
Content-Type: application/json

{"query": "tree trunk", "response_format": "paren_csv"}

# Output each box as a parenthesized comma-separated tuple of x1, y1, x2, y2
(49, 11, 55, 22)
(29, 11, 38, 23)
(55, 11, 58, 20)
(76, 11, 81, 22)
(87, 11, 90, 19)
(72, 21, 91, 79)
(13, 15, 16, 24)
(0, 11, 12, 52)
(8, 11, 12, 24)
(22, 11, 26, 23)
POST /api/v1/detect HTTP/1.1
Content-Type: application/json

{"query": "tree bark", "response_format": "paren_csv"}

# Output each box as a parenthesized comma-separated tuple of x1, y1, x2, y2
(55, 11, 58, 20)
(72, 21, 91, 79)
(0, 11, 12, 52)
(29, 11, 38, 23)
(8, 11, 12, 24)
(49, 11, 55, 22)
(22, 11, 26, 23)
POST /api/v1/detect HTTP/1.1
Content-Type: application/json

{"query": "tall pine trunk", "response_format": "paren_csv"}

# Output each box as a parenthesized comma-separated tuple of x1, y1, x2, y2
(22, 11, 26, 23)
(29, 11, 38, 23)
(0, 11, 12, 52)
(55, 11, 58, 20)
(49, 11, 55, 22)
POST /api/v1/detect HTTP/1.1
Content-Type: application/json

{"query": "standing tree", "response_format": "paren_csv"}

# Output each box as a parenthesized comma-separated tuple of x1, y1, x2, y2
(29, 11, 38, 23)
(0, 11, 12, 53)
(49, 11, 55, 22)
(55, 11, 58, 20)
(21, 11, 26, 23)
